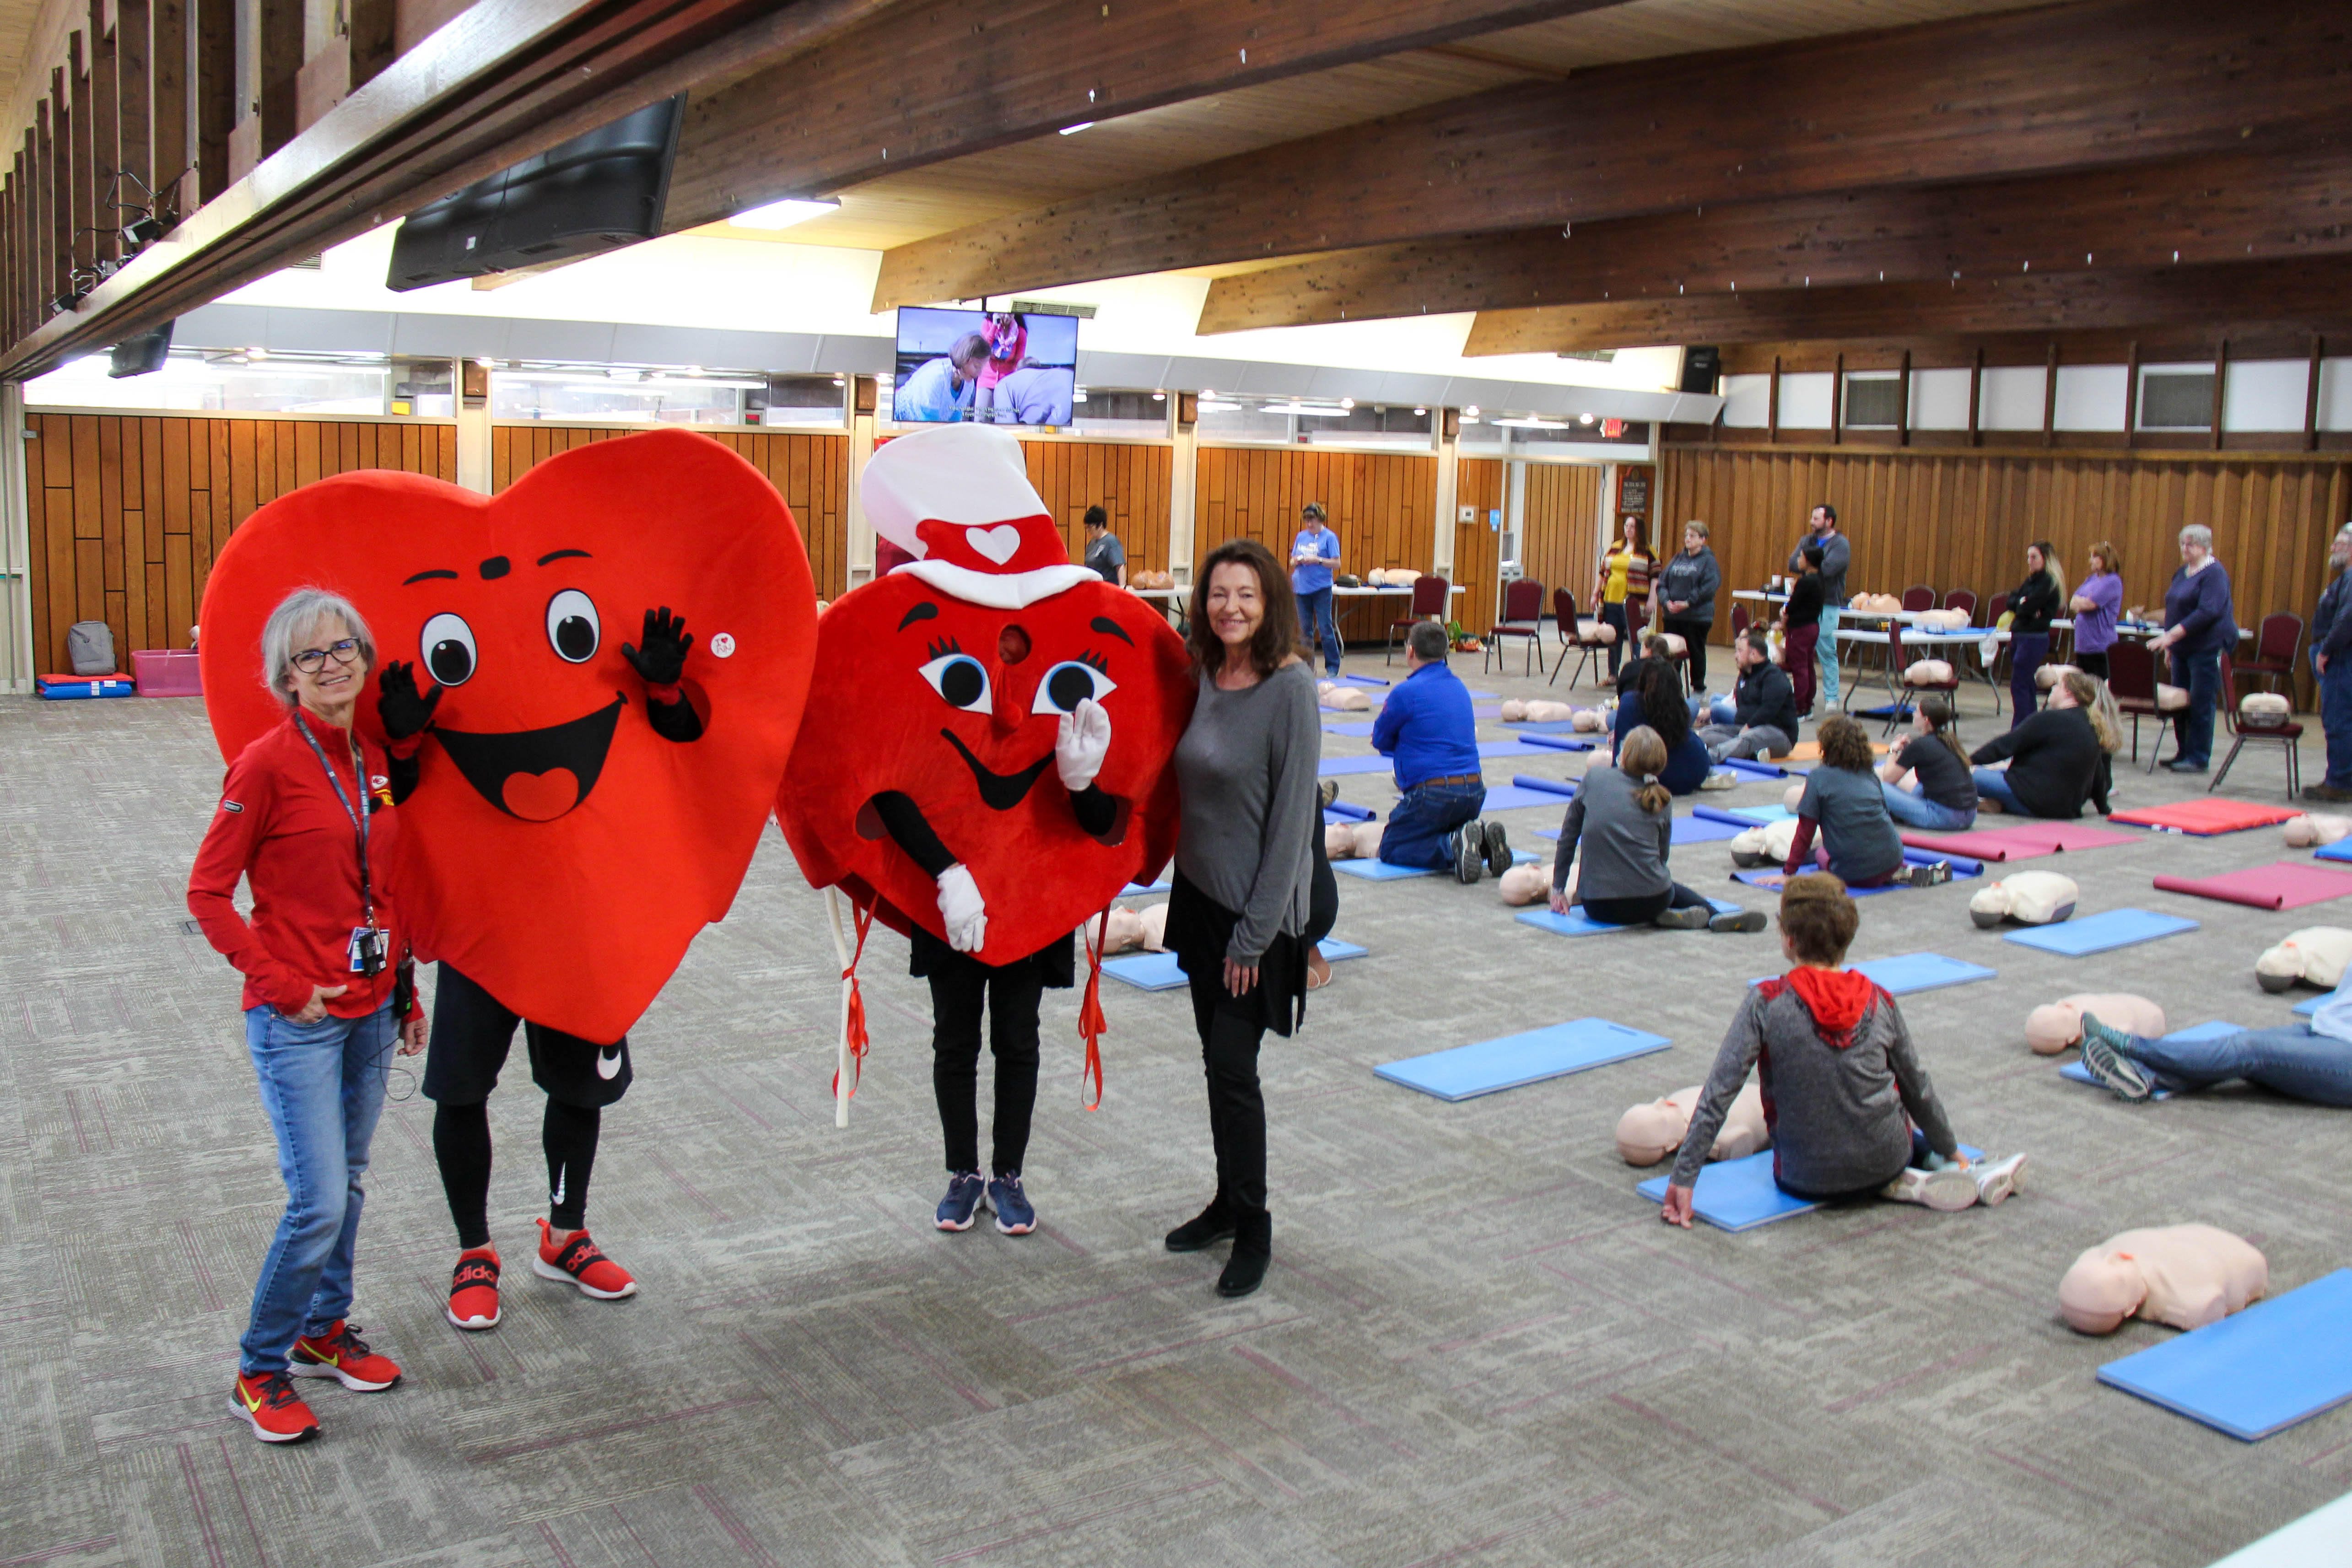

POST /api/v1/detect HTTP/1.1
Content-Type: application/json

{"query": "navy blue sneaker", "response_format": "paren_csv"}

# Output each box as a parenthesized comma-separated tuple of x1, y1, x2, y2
(986, 1173, 1036, 1236)
(935, 1171, 986, 1231)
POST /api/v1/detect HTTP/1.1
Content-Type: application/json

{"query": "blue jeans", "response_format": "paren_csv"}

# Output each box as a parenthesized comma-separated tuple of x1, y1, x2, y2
(240, 1002, 395, 1375)
(2169, 647, 2223, 767)
(1299, 588, 1340, 676)
(1880, 780, 1976, 830)
(1690, 695, 1738, 726)
(2008, 631, 2048, 729)
(1972, 766, 2026, 814)
(2322, 660, 2352, 789)
(1817, 605, 1841, 708)
(1380, 779, 1487, 868)
(2121, 1023, 2352, 1107)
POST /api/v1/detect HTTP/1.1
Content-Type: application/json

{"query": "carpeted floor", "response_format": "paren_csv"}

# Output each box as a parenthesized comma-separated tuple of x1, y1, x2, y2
(2, 651, 2347, 1568)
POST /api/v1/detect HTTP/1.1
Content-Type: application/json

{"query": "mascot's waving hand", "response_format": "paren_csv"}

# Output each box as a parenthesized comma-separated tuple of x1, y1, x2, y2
(777, 425, 1192, 1237)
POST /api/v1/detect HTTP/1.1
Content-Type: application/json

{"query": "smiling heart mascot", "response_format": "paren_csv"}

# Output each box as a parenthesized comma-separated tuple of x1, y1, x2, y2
(199, 427, 816, 1325)
(776, 424, 1192, 1234)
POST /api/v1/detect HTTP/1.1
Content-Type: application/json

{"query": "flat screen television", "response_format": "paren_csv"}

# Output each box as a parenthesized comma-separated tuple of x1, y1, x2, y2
(387, 96, 685, 292)
(892, 307, 1079, 426)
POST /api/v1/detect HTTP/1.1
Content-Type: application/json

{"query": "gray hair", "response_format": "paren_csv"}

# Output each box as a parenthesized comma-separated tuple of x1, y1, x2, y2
(1407, 620, 1450, 662)
(1682, 519, 1710, 540)
(2178, 523, 2214, 553)
(261, 587, 375, 706)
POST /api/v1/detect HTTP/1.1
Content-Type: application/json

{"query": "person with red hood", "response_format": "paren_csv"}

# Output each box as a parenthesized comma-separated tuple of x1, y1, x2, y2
(1659, 876, 2024, 1220)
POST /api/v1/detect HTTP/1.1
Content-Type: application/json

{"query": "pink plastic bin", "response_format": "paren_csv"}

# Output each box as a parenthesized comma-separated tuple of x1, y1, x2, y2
(133, 649, 202, 697)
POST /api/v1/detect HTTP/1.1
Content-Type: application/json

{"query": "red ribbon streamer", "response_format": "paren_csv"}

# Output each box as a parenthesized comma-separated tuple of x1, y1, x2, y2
(831, 896, 875, 1102)
(1078, 902, 1111, 1110)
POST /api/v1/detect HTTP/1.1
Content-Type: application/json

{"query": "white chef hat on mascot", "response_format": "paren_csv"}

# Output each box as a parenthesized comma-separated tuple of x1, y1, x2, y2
(864, 425, 1098, 609)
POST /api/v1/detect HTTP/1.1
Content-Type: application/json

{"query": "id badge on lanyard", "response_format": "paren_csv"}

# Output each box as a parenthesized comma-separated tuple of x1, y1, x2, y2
(294, 714, 386, 977)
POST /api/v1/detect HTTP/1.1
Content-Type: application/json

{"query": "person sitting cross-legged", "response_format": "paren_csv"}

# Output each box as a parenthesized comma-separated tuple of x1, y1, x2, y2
(1373, 620, 1510, 883)
(1549, 725, 1764, 933)
(1660, 874, 2024, 1222)
(1875, 695, 1977, 831)
(1698, 630, 1800, 763)
(1786, 715, 1952, 889)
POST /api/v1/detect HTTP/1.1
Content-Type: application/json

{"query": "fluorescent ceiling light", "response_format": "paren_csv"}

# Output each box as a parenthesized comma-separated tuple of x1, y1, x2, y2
(729, 196, 842, 230)
(1492, 416, 1567, 429)
(1261, 402, 1349, 417)
(1059, 122, 1095, 135)
(1195, 399, 1242, 412)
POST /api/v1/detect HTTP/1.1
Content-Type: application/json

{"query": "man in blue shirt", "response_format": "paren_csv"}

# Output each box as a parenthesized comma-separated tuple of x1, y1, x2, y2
(1290, 502, 1343, 679)
(1373, 622, 1510, 882)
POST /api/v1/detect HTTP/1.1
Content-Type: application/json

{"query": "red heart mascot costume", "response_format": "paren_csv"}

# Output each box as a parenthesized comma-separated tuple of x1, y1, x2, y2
(776, 424, 1192, 1238)
(196, 429, 817, 1329)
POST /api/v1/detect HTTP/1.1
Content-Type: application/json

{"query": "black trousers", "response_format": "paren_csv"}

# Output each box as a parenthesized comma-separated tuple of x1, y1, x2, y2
(2073, 650, 2109, 680)
(926, 948, 1045, 1176)
(1665, 618, 1711, 690)
(1582, 881, 1709, 926)
(1185, 974, 1269, 1212)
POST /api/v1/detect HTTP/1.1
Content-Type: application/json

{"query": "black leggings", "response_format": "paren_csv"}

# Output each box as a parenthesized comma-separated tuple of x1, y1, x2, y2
(1665, 618, 1710, 690)
(2073, 650, 2109, 680)
(1186, 976, 1269, 1213)
(927, 951, 1045, 1176)
(1581, 881, 1709, 926)
(1305, 809, 1338, 948)
(432, 1099, 601, 1246)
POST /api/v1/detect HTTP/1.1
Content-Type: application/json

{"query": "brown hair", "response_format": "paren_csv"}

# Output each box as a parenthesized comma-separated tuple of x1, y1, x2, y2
(1916, 694, 1968, 764)
(1618, 724, 1672, 814)
(1815, 713, 1875, 772)
(2088, 539, 2120, 579)
(1779, 873, 1859, 966)
(1188, 538, 1301, 679)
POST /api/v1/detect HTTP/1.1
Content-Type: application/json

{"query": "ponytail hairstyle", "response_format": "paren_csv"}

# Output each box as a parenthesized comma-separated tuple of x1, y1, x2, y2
(2063, 669, 2121, 753)
(2031, 539, 2066, 599)
(1917, 694, 1968, 764)
(1619, 725, 1672, 814)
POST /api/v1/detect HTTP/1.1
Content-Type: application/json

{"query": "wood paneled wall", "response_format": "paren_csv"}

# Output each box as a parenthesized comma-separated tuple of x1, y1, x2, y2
(1658, 443, 2352, 695)
(1455, 458, 1506, 636)
(27, 413, 454, 676)
(1022, 439, 1173, 578)
(1517, 462, 1606, 623)
(1192, 446, 1439, 642)
(490, 424, 853, 597)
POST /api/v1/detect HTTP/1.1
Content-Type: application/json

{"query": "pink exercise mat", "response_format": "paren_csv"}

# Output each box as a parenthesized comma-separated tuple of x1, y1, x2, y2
(2151, 860, 2352, 911)
(1899, 820, 2141, 861)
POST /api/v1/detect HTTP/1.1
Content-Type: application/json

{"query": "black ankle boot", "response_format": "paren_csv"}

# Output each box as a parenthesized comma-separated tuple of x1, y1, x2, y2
(1165, 1194, 1237, 1253)
(1216, 1207, 1271, 1298)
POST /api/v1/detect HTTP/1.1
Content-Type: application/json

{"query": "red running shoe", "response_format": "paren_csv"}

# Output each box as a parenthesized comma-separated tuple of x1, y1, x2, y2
(231, 1370, 321, 1444)
(290, 1320, 403, 1391)
(446, 1246, 502, 1331)
(533, 1218, 638, 1300)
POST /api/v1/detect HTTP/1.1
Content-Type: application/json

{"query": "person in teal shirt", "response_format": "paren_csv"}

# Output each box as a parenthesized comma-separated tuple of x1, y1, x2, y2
(1290, 503, 1343, 678)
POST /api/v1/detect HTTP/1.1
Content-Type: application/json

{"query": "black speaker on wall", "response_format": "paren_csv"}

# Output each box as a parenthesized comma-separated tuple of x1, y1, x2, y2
(109, 319, 173, 377)
(1678, 344, 1721, 395)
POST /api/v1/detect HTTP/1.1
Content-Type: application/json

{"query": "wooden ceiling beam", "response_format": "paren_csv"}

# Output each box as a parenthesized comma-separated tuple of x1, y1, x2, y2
(1460, 256, 2352, 356)
(873, 0, 2352, 311)
(1196, 145, 2352, 334)
(1714, 331, 2334, 375)
(658, 0, 1635, 234)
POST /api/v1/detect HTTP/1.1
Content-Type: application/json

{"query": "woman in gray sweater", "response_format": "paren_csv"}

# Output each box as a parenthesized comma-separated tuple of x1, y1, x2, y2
(1163, 538, 1321, 1299)
(1550, 726, 1762, 932)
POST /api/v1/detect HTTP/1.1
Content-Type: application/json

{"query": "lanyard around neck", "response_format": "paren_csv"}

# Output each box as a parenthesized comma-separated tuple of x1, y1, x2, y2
(293, 712, 374, 928)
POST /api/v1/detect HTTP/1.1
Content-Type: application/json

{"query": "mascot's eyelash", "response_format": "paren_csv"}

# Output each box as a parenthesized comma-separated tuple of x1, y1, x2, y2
(1076, 649, 1109, 673)
(927, 635, 963, 660)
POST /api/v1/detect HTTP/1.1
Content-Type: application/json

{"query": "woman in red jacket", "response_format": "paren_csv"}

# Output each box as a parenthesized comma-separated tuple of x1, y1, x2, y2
(188, 587, 426, 1444)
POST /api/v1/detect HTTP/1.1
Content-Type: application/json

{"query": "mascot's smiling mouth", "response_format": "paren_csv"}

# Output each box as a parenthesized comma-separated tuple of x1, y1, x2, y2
(942, 729, 1053, 811)
(436, 695, 626, 821)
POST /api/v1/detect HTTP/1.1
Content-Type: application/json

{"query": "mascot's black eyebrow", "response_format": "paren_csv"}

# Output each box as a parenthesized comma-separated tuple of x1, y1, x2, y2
(401, 568, 459, 585)
(898, 601, 941, 632)
(1089, 616, 1132, 646)
(537, 549, 591, 566)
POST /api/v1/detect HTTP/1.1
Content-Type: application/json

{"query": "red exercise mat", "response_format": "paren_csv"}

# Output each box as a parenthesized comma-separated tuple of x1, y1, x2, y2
(2151, 860, 2352, 911)
(2109, 798, 2302, 836)
(1899, 820, 2140, 861)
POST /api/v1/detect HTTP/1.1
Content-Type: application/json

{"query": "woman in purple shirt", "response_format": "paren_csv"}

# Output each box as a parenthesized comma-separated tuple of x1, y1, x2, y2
(2068, 540, 2124, 680)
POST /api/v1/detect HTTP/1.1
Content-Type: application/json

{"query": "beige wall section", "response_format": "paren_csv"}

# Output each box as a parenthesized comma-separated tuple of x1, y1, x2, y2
(1167, 422, 1196, 587)
(1430, 415, 1459, 580)
(844, 381, 876, 588)
(2, 382, 30, 692)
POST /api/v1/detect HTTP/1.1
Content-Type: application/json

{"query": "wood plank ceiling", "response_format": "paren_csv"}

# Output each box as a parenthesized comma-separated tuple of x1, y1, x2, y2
(0, 0, 2346, 375)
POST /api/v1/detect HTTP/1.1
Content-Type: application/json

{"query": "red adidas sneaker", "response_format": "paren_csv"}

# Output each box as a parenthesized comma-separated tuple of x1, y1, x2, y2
(290, 1320, 403, 1391)
(231, 1370, 321, 1444)
(533, 1218, 638, 1300)
(446, 1246, 502, 1331)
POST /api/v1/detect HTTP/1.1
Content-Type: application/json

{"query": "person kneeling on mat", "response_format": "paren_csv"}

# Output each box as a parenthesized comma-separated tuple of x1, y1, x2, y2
(1549, 725, 1764, 933)
(1661, 875, 2024, 1224)
(1698, 631, 1798, 763)
(1786, 715, 1952, 889)
(1373, 619, 1510, 883)
(2077, 967, 2352, 1108)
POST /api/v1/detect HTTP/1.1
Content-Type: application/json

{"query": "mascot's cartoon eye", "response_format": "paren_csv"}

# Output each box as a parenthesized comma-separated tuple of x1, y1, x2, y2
(1032, 658, 1118, 714)
(918, 652, 993, 714)
(545, 589, 600, 663)
(420, 612, 478, 686)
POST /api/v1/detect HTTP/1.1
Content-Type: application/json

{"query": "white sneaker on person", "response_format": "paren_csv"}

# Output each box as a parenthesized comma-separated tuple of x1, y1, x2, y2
(1972, 1153, 2027, 1207)
(1880, 1165, 1979, 1212)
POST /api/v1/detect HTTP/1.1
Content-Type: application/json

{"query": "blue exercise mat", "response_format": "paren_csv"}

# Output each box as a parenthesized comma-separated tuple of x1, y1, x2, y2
(1516, 898, 1744, 938)
(1508, 774, 1581, 798)
(1334, 674, 1388, 687)
(1726, 803, 1797, 824)
(1478, 739, 1560, 760)
(1376, 1017, 1670, 1101)
(2294, 993, 2321, 1017)
(1481, 784, 1571, 812)
(1324, 801, 1375, 823)
(1333, 857, 1435, 880)
(1105, 938, 1366, 991)
(1731, 853, 1981, 897)
(2315, 838, 2352, 864)
(1318, 754, 1397, 777)
(1747, 952, 1995, 995)
(1715, 756, 1789, 781)
(1672, 814, 1747, 845)
(1507, 719, 1590, 733)
(2005, 908, 2198, 956)
(1692, 804, 1764, 829)
(1518, 732, 1596, 752)
(1636, 1153, 1818, 1232)
(1119, 878, 1171, 896)
(1323, 721, 1377, 738)
(1316, 938, 1368, 962)
(2098, 1268, 2352, 1440)
(2057, 1018, 2233, 1099)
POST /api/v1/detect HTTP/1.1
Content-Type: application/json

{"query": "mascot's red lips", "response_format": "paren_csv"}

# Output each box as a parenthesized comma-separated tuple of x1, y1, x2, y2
(941, 728, 1053, 811)
(436, 695, 626, 821)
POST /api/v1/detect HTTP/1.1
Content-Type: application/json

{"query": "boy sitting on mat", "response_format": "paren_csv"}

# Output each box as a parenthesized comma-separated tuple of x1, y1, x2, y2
(1660, 875, 2025, 1224)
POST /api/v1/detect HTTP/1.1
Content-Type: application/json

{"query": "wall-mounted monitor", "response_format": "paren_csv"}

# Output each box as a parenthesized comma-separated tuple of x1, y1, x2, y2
(891, 307, 1078, 426)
